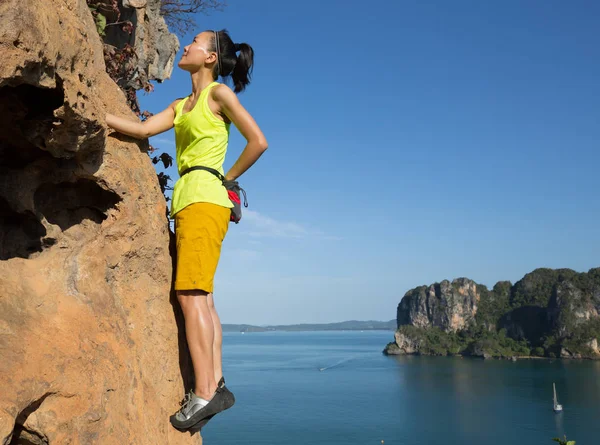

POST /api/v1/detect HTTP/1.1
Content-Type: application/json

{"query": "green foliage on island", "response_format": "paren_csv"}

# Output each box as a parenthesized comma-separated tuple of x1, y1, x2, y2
(511, 268, 599, 308)
(474, 281, 511, 330)
(402, 325, 466, 356)
(543, 318, 600, 358)
(510, 268, 572, 308)
(465, 326, 531, 358)
(396, 325, 531, 358)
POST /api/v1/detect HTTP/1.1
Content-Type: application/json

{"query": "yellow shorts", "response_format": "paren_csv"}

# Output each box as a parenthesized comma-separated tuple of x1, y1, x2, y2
(174, 202, 230, 292)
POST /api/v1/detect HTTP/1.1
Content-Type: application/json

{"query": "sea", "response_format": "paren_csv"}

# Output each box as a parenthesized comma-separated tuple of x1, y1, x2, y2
(198, 330, 600, 445)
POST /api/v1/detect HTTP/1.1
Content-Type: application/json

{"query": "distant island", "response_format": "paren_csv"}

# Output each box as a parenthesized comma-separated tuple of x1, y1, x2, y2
(384, 268, 600, 360)
(222, 320, 396, 333)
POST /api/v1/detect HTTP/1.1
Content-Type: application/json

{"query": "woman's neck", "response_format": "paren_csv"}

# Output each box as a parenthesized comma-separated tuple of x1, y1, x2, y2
(190, 70, 216, 99)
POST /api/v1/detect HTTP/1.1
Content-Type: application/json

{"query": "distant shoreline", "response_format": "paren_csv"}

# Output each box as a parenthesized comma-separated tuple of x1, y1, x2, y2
(222, 320, 396, 333)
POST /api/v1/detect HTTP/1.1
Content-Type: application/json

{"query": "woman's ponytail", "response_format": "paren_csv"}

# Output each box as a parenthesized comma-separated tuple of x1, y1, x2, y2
(232, 43, 254, 93)
(211, 30, 255, 93)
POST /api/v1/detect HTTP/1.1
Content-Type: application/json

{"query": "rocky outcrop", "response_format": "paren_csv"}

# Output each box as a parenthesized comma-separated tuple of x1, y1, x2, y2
(397, 278, 480, 333)
(559, 338, 600, 359)
(549, 280, 600, 337)
(385, 268, 600, 359)
(392, 330, 422, 355)
(0, 1, 197, 443)
(101, 0, 179, 90)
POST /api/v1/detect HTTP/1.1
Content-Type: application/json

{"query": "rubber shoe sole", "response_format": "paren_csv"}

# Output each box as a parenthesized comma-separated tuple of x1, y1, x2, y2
(169, 386, 230, 430)
(187, 385, 236, 432)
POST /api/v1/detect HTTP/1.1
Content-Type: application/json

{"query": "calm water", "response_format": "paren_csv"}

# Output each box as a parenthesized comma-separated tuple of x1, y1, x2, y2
(199, 331, 600, 444)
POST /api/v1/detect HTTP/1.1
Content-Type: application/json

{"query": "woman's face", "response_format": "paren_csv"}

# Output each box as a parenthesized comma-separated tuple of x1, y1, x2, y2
(178, 31, 215, 72)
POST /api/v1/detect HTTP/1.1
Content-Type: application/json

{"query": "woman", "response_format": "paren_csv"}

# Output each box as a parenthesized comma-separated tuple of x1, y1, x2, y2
(106, 29, 268, 430)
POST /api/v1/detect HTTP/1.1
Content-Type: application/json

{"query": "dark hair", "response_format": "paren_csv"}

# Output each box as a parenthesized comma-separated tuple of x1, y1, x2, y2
(210, 29, 254, 93)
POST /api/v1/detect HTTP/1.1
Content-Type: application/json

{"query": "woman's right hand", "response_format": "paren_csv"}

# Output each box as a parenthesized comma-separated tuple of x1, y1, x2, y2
(106, 99, 181, 139)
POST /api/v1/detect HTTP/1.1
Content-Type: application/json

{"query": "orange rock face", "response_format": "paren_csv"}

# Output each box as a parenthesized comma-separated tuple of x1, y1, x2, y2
(0, 0, 199, 443)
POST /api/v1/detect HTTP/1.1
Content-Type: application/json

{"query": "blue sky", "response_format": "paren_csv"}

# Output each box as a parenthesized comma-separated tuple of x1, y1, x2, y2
(140, 0, 600, 325)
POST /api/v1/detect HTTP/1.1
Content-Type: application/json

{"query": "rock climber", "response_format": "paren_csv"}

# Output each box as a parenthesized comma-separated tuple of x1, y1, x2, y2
(105, 28, 267, 431)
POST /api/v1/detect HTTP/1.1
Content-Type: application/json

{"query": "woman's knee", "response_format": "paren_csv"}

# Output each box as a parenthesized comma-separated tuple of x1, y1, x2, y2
(177, 290, 209, 309)
(176, 290, 190, 307)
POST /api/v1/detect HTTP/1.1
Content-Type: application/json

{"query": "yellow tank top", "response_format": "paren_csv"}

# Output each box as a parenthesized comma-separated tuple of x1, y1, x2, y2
(170, 82, 233, 217)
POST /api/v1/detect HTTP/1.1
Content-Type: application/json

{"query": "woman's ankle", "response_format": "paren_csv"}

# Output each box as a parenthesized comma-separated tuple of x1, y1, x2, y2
(193, 388, 215, 400)
(194, 379, 217, 400)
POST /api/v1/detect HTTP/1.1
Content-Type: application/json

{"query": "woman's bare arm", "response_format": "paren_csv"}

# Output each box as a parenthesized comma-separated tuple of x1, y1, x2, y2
(212, 85, 268, 181)
(106, 100, 181, 139)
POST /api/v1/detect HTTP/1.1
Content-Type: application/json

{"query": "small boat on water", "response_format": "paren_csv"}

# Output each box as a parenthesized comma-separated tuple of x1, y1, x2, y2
(553, 383, 563, 413)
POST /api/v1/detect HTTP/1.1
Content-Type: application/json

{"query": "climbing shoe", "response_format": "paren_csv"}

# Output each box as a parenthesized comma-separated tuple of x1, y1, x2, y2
(187, 377, 236, 432)
(170, 377, 235, 431)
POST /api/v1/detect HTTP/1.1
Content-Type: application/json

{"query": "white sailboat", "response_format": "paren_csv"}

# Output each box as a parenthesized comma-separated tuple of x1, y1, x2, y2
(553, 383, 563, 413)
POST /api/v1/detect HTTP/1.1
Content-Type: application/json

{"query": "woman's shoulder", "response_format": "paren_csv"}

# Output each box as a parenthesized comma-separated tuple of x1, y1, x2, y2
(172, 96, 188, 106)
(168, 96, 188, 113)
(210, 83, 238, 106)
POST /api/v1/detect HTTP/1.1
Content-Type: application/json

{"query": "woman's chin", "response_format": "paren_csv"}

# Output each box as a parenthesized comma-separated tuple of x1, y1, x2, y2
(177, 60, 195, 72)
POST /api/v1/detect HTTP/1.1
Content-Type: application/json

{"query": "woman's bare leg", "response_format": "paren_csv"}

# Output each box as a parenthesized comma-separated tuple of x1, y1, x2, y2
(207, 292, 223, 384)
(177, 290, 217, 400)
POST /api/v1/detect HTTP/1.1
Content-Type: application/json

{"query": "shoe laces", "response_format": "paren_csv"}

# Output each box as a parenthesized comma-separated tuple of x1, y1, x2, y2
(179, 392, 192, 411)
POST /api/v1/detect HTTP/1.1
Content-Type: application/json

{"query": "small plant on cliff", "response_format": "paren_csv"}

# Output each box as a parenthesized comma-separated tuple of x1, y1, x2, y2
(139, 111, 174, 198)
(552, 435, 575, 445)
(86, 0, 146, 112)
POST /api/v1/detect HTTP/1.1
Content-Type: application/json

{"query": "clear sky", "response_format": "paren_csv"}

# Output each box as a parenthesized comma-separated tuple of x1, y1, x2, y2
(139, 0, 600, 325)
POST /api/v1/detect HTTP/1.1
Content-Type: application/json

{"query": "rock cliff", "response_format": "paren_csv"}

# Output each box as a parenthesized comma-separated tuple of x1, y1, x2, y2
(99, 0, 180, 90)
(0, 0, 199, 443)
(397, 278, 479, 333)
(385, 268, 600, 359)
